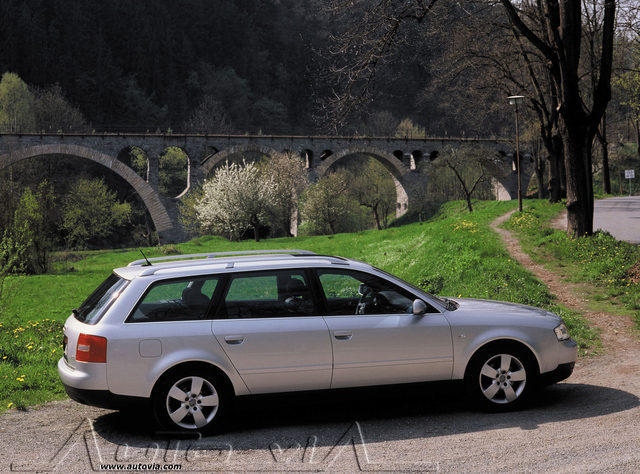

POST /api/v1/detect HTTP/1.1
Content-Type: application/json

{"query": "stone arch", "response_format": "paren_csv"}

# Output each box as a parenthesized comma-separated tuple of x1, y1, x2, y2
(158, 146, 190, 199)
(315, 147, 415, 218)
(201, 144, 280, 175)
(117, 145, 148, 181)
(0, 144, 178, 242)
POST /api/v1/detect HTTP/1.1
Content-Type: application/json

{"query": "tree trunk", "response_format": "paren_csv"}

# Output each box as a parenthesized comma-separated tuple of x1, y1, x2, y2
(585, 137, 595, 230)
(563, 123, 594, 237)
(547, 134, 563, 203)
(559, 155, 567, 199)
(600, 115, 611, 195)
(535, 154, 546, 199)
(465, 194, 473, 212)
(635, 120, 640, 161)
(372, 205, 382, 230)
(252, 218, 260, 242)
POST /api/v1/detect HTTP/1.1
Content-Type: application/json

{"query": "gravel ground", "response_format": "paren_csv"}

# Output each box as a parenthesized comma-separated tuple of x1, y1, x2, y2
(1, 214, 638, 472)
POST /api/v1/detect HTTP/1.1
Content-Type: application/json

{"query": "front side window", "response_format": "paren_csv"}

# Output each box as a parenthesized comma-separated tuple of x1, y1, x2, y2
(317, 269, 434, 316)
(218, 270, 317, 319)
(127, 276, 221, 323)
(75, 273, 128, 325)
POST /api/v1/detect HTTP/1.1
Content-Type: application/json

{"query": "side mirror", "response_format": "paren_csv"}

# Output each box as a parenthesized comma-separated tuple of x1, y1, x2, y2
(412, 299, 428, 315)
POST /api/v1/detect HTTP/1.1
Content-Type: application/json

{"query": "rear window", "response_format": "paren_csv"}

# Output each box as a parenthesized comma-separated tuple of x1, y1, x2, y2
(74, 273, 128, 324)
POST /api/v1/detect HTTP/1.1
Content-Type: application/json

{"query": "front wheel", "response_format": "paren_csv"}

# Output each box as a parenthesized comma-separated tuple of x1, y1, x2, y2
(153, 368, 229, 433)
(466, 346, 536, 410)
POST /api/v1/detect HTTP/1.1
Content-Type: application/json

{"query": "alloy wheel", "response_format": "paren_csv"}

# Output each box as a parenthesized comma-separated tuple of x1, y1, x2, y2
(165, 376, 219, 429)
(478, 353, 527, 404)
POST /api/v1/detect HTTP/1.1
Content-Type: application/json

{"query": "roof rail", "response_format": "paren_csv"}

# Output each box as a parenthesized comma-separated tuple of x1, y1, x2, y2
(137, 253, 347, 277)
(128, 249, 315, 267)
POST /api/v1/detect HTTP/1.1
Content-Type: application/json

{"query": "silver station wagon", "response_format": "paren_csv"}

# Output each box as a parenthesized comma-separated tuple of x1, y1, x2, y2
(58, 250, 577, 433)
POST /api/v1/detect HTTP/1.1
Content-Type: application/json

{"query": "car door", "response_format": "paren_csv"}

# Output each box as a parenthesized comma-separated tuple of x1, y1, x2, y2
(316, 268, 453, 389)
(210, 269, 333, 394)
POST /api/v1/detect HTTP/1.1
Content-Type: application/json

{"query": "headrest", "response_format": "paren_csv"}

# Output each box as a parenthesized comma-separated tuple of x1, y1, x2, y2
(182, 286, 210, 308)
(285, 278, 308, 295)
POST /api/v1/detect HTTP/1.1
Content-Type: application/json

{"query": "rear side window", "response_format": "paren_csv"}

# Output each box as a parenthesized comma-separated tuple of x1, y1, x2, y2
(127, 276, 221, 323)
(218, 270, 317, 319)
(75, 273, 128, 325)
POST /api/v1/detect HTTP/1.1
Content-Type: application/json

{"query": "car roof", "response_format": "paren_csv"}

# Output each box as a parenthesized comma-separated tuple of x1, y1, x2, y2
(113, 250, 369, 280)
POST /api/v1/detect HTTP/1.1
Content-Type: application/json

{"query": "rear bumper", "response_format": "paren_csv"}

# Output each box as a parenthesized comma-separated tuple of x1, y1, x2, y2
(57, 357, 109, 391)
(63, 383, 149, 410)
(58, 356, 148, 409)
(541, 361, 575, 385)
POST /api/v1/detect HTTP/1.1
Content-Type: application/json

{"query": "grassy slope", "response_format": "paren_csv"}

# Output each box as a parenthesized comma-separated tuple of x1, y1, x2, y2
(504, 199, 640, 329)
(0, 200, 599, 411)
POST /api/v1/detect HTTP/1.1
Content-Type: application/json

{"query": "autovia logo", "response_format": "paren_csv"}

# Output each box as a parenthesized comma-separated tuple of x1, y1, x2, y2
(10, 419, 439, 472)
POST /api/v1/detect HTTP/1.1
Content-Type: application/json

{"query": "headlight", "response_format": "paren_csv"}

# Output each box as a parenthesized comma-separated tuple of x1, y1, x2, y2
(554, 323, 570, 341)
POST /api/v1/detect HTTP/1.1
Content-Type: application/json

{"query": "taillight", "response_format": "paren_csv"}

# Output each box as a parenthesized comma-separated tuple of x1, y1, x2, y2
(76, 334, 107, 363)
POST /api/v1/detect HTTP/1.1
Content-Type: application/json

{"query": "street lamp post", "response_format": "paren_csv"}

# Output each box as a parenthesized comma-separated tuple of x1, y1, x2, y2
(508, 95, 525, 212)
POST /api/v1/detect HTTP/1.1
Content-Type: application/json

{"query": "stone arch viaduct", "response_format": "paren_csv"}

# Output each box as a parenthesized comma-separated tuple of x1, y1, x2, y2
(0, 133, 531, 243)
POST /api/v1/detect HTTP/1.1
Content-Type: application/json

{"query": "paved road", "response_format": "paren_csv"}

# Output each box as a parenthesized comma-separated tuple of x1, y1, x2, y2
(593, 196, 640, 243)
(558, 196, 640, 243)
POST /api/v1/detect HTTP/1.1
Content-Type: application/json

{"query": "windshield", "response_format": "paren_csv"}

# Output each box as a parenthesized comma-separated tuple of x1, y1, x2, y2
(74, 273, 128, 324)
(371, 266, 458, 310)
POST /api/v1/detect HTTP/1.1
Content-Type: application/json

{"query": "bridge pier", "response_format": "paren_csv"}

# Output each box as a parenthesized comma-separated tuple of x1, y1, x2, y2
(146, 152, 159, 192)
(490, 154, 534, 201)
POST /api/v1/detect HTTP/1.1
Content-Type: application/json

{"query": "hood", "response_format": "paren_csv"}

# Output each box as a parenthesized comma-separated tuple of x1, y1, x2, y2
(449, 298, 562, 322)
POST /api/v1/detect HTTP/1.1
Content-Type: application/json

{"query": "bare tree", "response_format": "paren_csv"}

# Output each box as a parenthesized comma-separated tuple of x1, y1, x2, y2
(500, 0, 616, 236)
(432, 146, 489, 212)
(347, 158, 396, 229)
(325, 0, 439, 128)
(328, 0, 617, 235)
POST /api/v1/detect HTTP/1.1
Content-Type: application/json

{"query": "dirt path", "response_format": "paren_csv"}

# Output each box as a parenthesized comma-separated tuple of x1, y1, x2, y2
(491, 210, 639, 372)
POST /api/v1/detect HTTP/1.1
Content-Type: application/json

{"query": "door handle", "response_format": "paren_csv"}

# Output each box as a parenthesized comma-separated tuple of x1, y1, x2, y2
(224, 335, 245, 345)
(334, 332, 352, 341)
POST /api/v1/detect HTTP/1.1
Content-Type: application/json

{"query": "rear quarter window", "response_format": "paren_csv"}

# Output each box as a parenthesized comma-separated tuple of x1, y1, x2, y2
(74, 273, 129, 325)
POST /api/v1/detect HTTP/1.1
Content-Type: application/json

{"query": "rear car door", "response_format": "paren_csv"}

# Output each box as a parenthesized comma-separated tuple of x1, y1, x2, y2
(316, 268, 453, 389)
(211, 269, 332, 394)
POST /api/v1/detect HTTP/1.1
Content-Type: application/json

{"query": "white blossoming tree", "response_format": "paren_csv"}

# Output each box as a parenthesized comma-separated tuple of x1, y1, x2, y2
(195, 160, 276, 241)
(261, 152, 308, 236)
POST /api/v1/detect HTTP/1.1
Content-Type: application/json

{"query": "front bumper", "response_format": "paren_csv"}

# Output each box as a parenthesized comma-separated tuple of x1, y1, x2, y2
(541, 361, 575, 385)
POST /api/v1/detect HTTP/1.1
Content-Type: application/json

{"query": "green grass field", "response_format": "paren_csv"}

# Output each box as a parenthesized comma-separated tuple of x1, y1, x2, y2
(0, 200, 599, 411)
(504, 199, 640, 330)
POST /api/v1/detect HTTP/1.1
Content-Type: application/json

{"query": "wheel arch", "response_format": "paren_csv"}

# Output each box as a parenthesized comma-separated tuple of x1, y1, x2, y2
(462, 337, 541, 381)
(150, 359, 243, 399)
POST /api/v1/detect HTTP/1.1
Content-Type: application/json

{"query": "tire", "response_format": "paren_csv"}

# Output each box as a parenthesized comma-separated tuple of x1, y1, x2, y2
(465, 344, 537, 411)
(152, 366, 230, 434)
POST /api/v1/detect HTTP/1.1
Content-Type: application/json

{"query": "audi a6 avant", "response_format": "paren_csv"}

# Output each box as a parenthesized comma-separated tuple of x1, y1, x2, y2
(58, 250, 577, 432)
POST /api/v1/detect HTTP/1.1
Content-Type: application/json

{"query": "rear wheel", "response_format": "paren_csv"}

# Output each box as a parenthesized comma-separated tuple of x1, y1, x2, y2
(153, 367, 229, 433)
(466, 345, 537, 410)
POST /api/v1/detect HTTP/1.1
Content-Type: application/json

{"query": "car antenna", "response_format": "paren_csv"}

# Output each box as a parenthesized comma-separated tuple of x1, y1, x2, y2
(139, 248, 152, 266)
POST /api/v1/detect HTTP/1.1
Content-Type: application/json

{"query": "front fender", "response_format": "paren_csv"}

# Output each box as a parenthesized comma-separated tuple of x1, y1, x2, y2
(451, 326, 553, 380)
